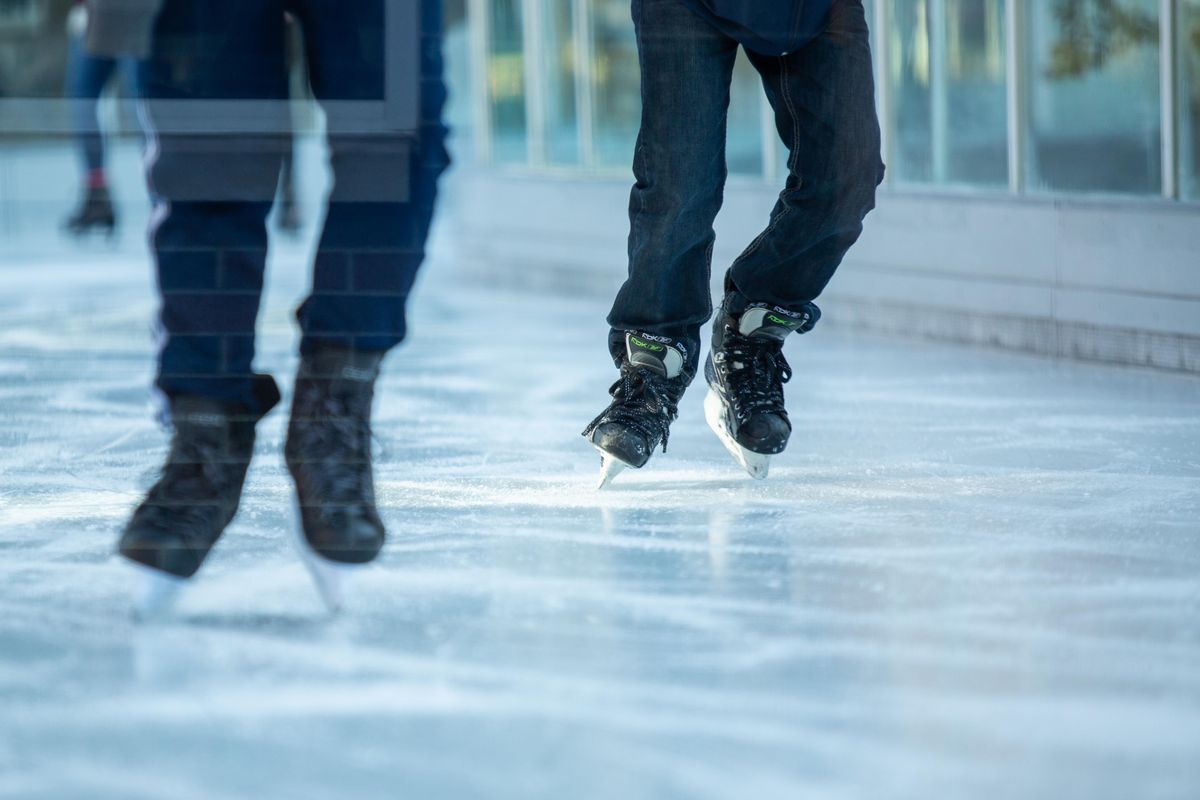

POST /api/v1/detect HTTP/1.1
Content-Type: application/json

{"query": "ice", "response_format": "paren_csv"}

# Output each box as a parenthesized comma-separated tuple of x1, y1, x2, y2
(2, 149, 1200, 799)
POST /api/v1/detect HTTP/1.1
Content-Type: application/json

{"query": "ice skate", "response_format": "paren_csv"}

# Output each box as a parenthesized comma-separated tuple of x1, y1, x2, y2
(285, 347, 386, 612)
(704, 299, 817, 478)
(118, 395, 265, 618)
(582, 332, 689, 488)
(63, 185, 116, 237)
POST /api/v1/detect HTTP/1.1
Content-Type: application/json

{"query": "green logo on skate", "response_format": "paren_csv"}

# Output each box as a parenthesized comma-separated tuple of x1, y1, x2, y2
(630, 336, 664, 352)
(767, 314, 800, 328)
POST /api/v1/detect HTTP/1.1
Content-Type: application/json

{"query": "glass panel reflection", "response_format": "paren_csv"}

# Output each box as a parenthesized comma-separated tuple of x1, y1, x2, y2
(539, 0, 580, 166)
(488, 0, 528, 164)
(1026, 0, 1162, 195)
(1181, 0, 1200, 200)
(589, 0, 640, 169)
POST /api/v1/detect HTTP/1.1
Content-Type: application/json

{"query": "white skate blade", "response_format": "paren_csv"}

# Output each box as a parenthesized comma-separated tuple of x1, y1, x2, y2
(704, 389, 771, 480)
(289, 504, 366, 613)
(596, 451, 630, 490)
(128, 562, 188, 620)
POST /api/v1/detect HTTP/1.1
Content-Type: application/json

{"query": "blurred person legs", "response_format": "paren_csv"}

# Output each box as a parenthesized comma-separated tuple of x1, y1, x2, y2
(62, 5, 127, 237)
(586, 0, 883, 482)
(119, 0, 449, 610)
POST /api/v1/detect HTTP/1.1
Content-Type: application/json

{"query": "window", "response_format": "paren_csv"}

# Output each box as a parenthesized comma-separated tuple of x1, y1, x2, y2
(887, 0, 1008, 187)
(1181, 0, 1200, 200)
(487, 0, 528, 164)
(538, 0, 580, 166)
(589, 0, 640, 169)
(1025, 0, 1162, 195)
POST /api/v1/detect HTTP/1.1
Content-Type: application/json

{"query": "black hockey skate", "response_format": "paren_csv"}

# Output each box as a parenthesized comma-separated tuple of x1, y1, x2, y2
(119, 391, 275, 617)
(582, 332, 689, 488)
(285, 347, 385, 611)
(63, 185, 116, 237)
(704, 298, 817, 479)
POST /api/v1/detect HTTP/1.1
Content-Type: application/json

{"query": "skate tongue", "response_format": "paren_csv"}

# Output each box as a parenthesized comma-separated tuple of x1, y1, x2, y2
(626, 332, 685, 379)
(738, 305, 812, 341)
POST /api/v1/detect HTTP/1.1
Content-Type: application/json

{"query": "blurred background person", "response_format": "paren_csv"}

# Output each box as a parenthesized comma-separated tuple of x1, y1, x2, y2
(61, 0, 143, 236)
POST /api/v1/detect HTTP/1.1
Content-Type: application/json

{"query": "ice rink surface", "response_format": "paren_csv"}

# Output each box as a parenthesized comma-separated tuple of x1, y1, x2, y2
(2, 175, 1200, 798)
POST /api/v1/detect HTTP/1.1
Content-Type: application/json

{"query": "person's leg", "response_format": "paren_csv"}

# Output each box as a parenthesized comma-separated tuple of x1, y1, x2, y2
(729, 0, 884, 312)
(66, 32, 119, 178)
(703, 0, 884, 477)
(140, 0, 290, 415)
(63, 32, 120, 233)
(121, 0, 290, 595)
(584, 0, 738, 484)
(605, 0, 739, 372)
(282, 0, 449, 579)
(292, 0, 449, 356)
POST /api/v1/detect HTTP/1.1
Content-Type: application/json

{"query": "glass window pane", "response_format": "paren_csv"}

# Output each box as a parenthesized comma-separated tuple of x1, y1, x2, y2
(887, 0, 1008, 187)
(488, 0, 528, 165)
(539, 0, 580, 166)
(1181, 0, 1200, 200)
(943, 0, 1007, 184)
(728, 49, 764, 176)
(888, 0, 935, 183)
(1027, 0, 1161, 195)
(589, 0, 640, 169)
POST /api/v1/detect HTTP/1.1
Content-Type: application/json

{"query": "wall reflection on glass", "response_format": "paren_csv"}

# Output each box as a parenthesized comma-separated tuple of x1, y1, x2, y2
(1027, 0, 1162, 195)
(888, 0, 1007, 187)
(539, 0, 580, 166)
(1182, 0, 1200, 200)
(589, 0, 639, 169)
(488, 0, 528, 164)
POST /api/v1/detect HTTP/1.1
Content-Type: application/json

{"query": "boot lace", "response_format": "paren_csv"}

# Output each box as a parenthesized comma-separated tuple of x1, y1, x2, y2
(583, 363, 681, 453)
(715, 328, 793, 424)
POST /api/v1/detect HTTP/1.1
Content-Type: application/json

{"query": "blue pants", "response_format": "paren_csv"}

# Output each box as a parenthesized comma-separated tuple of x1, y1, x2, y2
(141, 0, 450, 415)
(607, 0, 884, 372)
(65, 32, 138, 173)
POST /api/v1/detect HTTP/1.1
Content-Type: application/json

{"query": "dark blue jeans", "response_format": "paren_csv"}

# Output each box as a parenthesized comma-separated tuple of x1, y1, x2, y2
(607, 0, 884, 373)
(141, 0, 450, 415)
(65, 32, 139, 173)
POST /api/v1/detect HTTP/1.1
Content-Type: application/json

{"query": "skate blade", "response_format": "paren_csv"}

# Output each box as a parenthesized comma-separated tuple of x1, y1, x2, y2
(289, 504, 365, 614)
(704, 389, 771, 480)
(128, 562, 188, 621)
(595, 450, 630, 490)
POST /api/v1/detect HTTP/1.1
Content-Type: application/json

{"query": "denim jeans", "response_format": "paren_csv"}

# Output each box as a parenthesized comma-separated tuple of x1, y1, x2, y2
(607, 0, 884, 374)
(141, 0, 450, 415)
(65, 32, 139, 173)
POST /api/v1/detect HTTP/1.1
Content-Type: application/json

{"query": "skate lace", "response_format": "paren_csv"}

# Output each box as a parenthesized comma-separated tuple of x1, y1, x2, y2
(715, 329, 792, 423)
(582, 363, 681, 453)
(296, 386, 373, 509)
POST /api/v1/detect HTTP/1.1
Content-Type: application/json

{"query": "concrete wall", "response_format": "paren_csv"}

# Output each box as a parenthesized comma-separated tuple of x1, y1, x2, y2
(451, 168, 1200, 373)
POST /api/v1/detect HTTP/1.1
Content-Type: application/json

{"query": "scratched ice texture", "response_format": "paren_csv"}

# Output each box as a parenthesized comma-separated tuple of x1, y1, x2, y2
(1, 143, 1198, 800)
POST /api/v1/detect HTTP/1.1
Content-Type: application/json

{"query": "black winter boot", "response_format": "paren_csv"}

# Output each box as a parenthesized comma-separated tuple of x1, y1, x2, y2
(119, 392, 273, 580)
(285, 347, 386, 565)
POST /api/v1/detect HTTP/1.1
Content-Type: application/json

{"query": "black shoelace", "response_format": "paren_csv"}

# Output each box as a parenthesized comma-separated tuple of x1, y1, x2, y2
(714, 329, 793, 424)
(583, 363, 681, 453)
